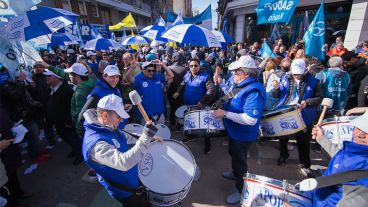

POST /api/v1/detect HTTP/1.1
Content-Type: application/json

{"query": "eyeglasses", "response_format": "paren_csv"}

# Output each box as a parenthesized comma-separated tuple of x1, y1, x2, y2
(231, 69, 243, 75)
(146, 70, 155, 73)
(189, 65, 199, 68)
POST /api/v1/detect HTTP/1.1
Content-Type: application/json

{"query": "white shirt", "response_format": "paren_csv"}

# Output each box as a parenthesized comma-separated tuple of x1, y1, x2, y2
(50, 81, 63, 95)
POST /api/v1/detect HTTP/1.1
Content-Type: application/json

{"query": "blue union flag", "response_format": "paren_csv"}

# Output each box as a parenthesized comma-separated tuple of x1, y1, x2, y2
(256, 0, 299, 25)
(303, 0, 325, 61)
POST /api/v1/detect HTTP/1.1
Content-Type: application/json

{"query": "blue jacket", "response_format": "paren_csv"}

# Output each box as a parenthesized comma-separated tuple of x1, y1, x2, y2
(88, 78, 121, 99)
(87, 61, 99, 75)
(314, 141, 368, 207)
(223, 77, 266, 141)
(275, 73, 319, 125)
(133, 73, 166, 116)
(82, 118, 138, 199)
(183, 71, 209, 105)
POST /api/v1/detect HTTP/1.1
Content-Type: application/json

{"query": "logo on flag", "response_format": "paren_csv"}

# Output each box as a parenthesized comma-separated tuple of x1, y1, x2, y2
(256, 0, 299, 25)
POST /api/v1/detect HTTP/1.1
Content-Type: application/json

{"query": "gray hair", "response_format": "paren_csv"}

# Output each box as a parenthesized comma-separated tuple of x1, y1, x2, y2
(98, 60, 109, 71)
(328, 56, 343, 68)
(241, 67, 258, 78)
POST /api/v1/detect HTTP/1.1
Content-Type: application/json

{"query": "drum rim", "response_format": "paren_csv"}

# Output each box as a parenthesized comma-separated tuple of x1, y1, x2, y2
(138, 139, 197, 194)
(245, 173, 313, 201)
(175, 105, 188, 117)
(321, 116, 357, 124)
(262, 106, 297, 118)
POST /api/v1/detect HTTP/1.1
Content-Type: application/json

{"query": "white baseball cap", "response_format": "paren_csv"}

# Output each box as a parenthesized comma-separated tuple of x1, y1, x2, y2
(43, 69, 62, 79)
(142, 61, 153, 69)
(291, 59, 306, 75)
(350, 110, 368, 134)
(97, 94, 129, 119)
(64, 63, 88, 76)
(104, 65, 121, 76)
(86, 51, 97, 57)
(67, 49, 75, 54)
(228, 55, 257, 70)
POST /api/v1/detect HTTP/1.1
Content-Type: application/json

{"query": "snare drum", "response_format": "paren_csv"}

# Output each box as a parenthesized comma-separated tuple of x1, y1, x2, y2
(175, 105, 189, 125)
(123, 123, 171, 144)
(139, 140, 196, 206)
(183, 108, 225, 136)
(321, 116, 356, 149)
(260, 106, 306, 138)
(123, 123, 144, 144)
(241, 173, 313, 207)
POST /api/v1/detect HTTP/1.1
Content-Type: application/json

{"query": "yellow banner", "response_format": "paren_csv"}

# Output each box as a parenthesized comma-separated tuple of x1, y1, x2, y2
(109, 13, 137, 30)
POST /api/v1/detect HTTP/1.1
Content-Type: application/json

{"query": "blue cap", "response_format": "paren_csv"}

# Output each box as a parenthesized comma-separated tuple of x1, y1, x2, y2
(145, 53, 157, 61)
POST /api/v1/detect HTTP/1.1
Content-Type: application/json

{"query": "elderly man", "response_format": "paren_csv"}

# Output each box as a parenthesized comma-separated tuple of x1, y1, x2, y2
(310, 110, 368, 207)
(213, 55, 266, 204)
(272, 59, 323, 177)
(315, 56, 351, 115)
(126, 59, 174, 124)
(82, 94, 159, 207)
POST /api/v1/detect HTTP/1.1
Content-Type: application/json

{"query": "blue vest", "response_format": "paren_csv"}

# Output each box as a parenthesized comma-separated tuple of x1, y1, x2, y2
(223, 77, 266, 141)
(133, 73, 166, 116)
(183, 71, 209, 105)
(82, 121, 138, 199)
(88, 78, 121, 99)
(321, 69, 350, 111)
(276, 73, 318, 125)
(313, 140, 368, 207)
(88, 61, 99, 75)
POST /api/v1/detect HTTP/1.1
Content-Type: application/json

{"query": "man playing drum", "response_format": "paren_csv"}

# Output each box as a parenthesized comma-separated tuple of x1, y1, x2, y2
(271, 59, 323, 177)
(310, 110, 368, 207)
(82, 94, 161, 207)
(213, 55, 266, 205)
(173, 58, 215, 154)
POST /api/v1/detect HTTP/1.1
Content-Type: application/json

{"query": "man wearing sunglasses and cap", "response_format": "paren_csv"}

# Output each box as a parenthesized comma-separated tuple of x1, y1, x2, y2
(82, 94, 161, 207)
(213, 55, 266, 204)
(310, 110, 368, 207)
(126, 59, 174, 124)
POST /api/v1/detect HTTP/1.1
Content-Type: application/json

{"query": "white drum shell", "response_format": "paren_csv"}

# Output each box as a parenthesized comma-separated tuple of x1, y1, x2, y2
(321, 116, 356, 149)
(139, 140, 196, 206)
(175, 106, 188, 125)
(183, 110, 225, 135)
(260, 107, 306, 138)
(241, 173, 313, 207)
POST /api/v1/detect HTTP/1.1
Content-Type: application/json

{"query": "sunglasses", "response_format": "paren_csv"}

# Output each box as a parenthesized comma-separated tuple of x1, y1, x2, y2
(146, 69, 155, 73)
(189, 65, 199, 68)
(231, 69, 243, 74)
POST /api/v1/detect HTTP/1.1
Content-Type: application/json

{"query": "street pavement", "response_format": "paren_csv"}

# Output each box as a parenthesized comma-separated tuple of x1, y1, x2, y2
(18, 130, 329, 207)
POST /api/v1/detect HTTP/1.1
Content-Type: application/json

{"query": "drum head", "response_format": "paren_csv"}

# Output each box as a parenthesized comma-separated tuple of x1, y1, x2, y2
(139, 140, 196, 194)
(175, 106, 188, 119)
(155, 124, 171, 140)
(123, 124, 144, 144)
(262, 105, 296, 118)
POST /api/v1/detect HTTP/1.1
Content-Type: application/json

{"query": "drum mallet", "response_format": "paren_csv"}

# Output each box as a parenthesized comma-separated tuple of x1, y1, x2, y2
(313, 98, 333, 139)
(129, 90, 151, 122)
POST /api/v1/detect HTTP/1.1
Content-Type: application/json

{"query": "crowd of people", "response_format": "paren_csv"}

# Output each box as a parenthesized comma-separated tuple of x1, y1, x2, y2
(0, 36, 367, 206)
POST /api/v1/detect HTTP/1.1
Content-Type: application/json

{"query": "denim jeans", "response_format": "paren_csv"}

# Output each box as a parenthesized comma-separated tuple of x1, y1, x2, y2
(229, 138, 253, 193)
(23, 121, 41, 158)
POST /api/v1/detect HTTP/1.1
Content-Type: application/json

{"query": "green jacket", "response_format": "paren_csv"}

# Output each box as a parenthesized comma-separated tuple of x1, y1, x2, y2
(48, 66, 95, 135)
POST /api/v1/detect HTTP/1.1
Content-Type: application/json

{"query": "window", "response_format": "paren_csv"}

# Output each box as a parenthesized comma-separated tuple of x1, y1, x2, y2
(91, 3, 99, 17)
(61, 0, 72, 11)
(78, 0, 87, 15)
(81, 19, 89, 24)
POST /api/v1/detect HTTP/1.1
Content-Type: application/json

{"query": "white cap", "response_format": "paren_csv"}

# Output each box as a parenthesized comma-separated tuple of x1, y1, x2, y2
(142, 61, 152, 69)
(97, 94, 130, 119)
(86, 51, 97, 57)
(43, 69, 62, 79)
(291, 59, 306, 74)
(15, 71, 34, 83)
(67, 49, 75, 54)
(64, 63, 88, 76)
(104, 65, 121, 76)
(228, 55, 257, 70)
(350, 110, 368, 134)
(150, 49, 158, 54)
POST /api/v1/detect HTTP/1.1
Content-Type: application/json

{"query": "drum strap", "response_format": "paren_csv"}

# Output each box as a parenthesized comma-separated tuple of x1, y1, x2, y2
(315, 170, 368, 189)
(103, 177, 144, 195)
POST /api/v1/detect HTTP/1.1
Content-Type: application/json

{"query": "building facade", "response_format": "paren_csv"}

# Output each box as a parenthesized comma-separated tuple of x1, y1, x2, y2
(221, 0, 368, 49)
(173, 0, 192, 17)
(40, 0, 173, 29)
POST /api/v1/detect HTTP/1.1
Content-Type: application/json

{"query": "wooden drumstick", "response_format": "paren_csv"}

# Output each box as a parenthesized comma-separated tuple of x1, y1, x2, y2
(313, 98, 333, 139)
(129, 90, 151, 122)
